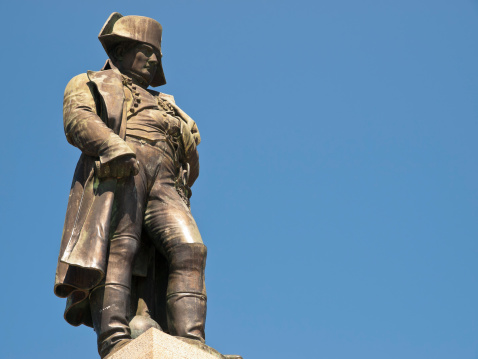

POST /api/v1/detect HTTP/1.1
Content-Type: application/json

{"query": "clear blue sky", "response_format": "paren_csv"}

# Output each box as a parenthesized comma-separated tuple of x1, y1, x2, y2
(1, 1, 477, 358)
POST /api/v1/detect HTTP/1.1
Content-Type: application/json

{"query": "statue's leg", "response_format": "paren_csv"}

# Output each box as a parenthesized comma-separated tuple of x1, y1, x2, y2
(165, 242, 207, 342)
(144, 142, 207, 342)
(89, 237, 139, 358)
(145, 206, 207, 342)
(89, 157, 147, 358)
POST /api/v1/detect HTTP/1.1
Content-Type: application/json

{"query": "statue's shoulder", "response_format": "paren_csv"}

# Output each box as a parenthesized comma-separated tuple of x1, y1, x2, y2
(65, 70, 118, 89)
(86, 69, 122, 85)
(65, 72, 89, 89)
(64, 73, 95, 98)
(148, 89, 176, 104)
(64, 70, 123, 100)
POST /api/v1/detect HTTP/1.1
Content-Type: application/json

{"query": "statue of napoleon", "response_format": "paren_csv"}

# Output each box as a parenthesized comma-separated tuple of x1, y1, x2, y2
(54, 12, 241, 359)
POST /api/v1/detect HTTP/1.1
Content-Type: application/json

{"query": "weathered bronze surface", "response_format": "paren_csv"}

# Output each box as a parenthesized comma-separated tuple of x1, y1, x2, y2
(54, 13, 241, 359)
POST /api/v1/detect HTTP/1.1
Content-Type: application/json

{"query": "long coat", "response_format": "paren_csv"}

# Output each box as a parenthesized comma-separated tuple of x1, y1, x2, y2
(54, 64, 200, 328)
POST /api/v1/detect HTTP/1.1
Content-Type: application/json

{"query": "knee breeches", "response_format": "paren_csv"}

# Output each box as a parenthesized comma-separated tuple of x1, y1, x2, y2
(108, 136, 203, 267)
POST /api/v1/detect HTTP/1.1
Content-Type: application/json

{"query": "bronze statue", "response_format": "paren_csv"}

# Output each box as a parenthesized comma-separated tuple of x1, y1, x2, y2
(54, 12, 240, 359)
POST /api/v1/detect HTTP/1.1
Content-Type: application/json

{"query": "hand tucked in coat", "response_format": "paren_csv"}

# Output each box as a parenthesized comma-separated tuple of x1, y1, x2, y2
(95, 155, 140, 178)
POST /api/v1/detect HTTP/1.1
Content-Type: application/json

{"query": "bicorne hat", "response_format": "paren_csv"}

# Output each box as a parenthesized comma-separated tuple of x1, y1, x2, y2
(98, 12, 166, 87)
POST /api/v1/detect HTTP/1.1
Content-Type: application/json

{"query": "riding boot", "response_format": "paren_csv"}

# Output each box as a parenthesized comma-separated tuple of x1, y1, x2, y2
(167, 292, 207, 341)
(89, 284, 133, 358)
(89, 236, 139, 358)
(166, 243, 207, 342)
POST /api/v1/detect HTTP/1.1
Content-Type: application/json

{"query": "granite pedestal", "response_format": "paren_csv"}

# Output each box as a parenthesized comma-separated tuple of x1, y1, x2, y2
(106, 328, 241, 359)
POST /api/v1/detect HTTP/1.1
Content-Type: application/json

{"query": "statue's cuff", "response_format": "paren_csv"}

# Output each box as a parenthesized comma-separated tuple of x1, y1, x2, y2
(98, 137, 135, 164)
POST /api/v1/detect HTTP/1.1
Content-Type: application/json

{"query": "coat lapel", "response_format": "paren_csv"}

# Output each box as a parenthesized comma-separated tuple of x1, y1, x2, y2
(87, 69, 125, 137)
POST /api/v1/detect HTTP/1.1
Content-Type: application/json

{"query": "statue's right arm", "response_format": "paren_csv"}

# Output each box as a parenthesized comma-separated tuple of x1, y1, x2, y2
(63, 74, 135, 164)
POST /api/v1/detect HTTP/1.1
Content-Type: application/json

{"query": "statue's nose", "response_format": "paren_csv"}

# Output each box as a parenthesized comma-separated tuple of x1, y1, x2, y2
(149, 53, 159, 65)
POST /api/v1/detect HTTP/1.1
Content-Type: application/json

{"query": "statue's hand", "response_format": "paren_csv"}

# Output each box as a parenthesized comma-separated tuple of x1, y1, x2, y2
(96, 155, 140, 178)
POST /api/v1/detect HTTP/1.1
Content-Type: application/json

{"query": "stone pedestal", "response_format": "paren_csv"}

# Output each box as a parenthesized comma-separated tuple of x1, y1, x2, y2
(107, 328, 240, 359)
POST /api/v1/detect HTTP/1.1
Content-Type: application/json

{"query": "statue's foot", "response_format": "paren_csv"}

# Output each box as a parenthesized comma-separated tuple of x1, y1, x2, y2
(129, 315, 162, 339)
(103, 339, 131, 359)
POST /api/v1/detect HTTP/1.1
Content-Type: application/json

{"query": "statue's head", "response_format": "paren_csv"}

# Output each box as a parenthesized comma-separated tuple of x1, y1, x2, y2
(99, 12, 166, 87)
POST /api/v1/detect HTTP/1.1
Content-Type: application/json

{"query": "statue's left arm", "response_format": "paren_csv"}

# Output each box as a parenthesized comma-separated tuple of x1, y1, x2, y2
(164, 98, 201, 187)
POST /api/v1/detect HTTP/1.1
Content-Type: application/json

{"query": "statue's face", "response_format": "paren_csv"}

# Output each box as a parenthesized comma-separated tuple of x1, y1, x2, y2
(117, 43, 159, 86)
